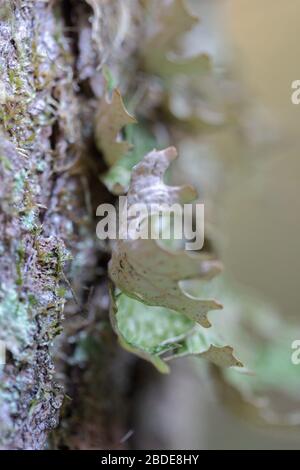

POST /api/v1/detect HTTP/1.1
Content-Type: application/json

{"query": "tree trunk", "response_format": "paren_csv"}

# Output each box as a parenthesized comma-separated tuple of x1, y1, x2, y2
(0, 0, 139, 450)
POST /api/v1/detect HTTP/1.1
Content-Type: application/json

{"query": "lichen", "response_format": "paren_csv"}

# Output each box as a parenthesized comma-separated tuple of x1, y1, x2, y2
(0, 286, 34, 359)
(0, 0, 80, 449)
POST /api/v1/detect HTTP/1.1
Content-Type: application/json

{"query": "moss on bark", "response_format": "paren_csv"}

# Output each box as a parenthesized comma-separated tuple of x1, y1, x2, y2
(0, 0, 141, 449)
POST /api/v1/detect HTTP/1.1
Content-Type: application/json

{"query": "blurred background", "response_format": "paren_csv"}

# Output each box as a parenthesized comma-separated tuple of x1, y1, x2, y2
(123, 0, 300, 450)
(1, 0, 300, 450)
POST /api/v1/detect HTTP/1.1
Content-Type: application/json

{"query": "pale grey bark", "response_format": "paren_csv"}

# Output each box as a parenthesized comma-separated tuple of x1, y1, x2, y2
(0, 0, 139, 449)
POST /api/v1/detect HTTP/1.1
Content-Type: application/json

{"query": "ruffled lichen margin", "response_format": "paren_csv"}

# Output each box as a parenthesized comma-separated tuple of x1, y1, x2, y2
(0, 0, 242, 450)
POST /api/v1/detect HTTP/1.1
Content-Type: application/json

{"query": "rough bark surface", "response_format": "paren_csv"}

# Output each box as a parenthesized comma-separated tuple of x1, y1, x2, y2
(0, 0, 140, 449)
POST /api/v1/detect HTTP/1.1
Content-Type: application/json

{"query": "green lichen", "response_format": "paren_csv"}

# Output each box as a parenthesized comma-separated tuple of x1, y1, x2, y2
(13, 169, 27, 200)
(21, 208, 38, 232)
(0, 286, 34, 360)
(101, 122, 157, 193)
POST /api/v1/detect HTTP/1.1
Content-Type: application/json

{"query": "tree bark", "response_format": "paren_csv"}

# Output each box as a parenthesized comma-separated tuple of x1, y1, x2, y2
(0, 0, 139, 450)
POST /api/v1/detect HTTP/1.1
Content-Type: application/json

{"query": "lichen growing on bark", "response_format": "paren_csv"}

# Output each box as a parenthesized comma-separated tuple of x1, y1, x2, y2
(0, 0, 244, 450)
(0, 0, 76, 449)
(0, 0, 94, 449)
(0, 0, 143, 450)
